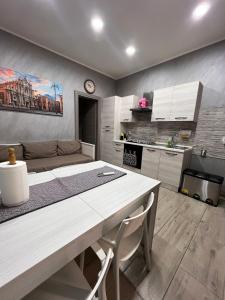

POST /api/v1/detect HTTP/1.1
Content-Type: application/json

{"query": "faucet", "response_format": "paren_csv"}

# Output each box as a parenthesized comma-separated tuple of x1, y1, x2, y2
(171, 134, 176, 147)
(167, 133, 177, 148)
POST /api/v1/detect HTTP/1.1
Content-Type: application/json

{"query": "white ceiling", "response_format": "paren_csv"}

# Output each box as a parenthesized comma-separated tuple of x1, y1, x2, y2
(0, 0, 225, 79)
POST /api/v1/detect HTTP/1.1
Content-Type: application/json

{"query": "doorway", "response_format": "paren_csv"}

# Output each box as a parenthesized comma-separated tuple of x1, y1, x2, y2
(74, 91, 101, 159)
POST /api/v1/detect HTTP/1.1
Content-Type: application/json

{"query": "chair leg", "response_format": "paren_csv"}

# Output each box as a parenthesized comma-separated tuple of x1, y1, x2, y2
(143, 220, 151, 272)
(98, 277, 107, 300)
(113, 258, 120, 300)
(79, 251, 85, 272)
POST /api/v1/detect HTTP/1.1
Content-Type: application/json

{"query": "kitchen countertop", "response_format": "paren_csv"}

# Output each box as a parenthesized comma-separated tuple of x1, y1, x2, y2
(113, 139, 192, 153)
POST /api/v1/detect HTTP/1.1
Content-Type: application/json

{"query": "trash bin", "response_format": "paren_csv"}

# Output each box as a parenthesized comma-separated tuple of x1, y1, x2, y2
(180, 168, 224, 206)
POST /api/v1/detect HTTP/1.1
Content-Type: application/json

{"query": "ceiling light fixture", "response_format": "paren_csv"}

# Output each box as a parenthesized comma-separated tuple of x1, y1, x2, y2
(91, 17, 104, 33)
(192, 2, 210, 20)
(126, 46, 136, 56)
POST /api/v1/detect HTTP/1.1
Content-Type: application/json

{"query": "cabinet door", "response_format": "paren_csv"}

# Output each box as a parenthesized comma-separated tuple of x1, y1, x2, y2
(111, 144, 124, 166)
(141, 147, 161, 179)
(101, 97, 115, 128)
(158, 151, 183, 188)
(151, 87, 173, 121)
(100, 129, 114, 163)
(120, 96, 138, 122)
(170, 82, 201, 122)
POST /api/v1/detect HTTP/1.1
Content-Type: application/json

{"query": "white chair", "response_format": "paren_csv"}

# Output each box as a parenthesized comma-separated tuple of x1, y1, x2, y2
(91, 192, 154, 300)
(24, 248, 114, 300)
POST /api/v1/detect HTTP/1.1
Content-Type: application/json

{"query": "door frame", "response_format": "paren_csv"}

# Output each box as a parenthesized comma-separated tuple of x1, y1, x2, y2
(74, 91, 102, 159)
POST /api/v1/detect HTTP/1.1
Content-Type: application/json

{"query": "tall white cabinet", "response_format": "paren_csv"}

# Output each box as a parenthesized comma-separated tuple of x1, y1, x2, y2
(100, 96, 124, 166)
(101, 97, 117, 129)
(100, 95, 140, 165)
(152, 81, 203, 122)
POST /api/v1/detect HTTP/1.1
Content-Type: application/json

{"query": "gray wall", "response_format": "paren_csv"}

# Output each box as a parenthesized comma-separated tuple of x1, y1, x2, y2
(116, 40, 225, 100)
(116, 40, 225, 191)
(116, 41, 225, 159)
(0, 30, 115, 143)
(1, 29, 225, 190)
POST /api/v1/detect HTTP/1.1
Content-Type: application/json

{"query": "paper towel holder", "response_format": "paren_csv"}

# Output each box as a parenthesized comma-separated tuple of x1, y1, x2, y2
(0, 160, 29, 207)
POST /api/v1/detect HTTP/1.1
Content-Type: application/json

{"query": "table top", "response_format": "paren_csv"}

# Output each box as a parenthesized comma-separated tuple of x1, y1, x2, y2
(0, 161, 160, 299)
(79, 162, 159, 219)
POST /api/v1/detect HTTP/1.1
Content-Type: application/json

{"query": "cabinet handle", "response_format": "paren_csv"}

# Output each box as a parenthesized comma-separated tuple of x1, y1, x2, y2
(146, 149, 156, 152)
(175, 117, 187, 120)
(114, 143, 121, 146)
(165, 152, 178, 156)
(105, 125, 110, 128)
(115, 149, 121, 152)
(104, 129, 111, 132)
(123, 118, 129, 121)
(155, 117, 165, 120)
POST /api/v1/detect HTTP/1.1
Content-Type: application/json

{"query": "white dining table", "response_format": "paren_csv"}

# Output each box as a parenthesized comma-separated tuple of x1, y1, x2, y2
(0, 161, 160, 300)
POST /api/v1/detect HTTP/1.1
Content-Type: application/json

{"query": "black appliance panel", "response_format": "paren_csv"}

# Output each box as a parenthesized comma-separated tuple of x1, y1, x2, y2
(123, 143, 143, 169)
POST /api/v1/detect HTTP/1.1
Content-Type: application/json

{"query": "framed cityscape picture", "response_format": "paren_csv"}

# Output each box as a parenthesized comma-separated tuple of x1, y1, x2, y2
(0, 67, 63, 116)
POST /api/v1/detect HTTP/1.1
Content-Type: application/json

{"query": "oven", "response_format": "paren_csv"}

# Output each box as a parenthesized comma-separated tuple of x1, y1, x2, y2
(123, 143, 143, 169)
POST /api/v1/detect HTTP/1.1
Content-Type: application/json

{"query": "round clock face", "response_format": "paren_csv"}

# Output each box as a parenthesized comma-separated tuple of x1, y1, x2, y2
(84, 79, 96, 94)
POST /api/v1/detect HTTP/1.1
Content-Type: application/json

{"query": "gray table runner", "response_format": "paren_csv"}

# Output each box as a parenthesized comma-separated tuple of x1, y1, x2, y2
(0, 166, 126, 224)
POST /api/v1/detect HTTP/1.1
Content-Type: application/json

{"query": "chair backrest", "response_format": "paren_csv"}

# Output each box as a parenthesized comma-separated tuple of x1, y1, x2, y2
(86, 248, 114, 300)
(115, 192, 154, 257)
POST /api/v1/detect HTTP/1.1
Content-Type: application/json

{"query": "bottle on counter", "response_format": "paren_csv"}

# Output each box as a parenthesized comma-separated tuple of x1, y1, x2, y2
(120, 132, 127, 140)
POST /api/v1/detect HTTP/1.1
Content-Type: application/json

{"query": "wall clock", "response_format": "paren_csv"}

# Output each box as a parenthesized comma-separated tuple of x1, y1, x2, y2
(84, 79, 96, 94)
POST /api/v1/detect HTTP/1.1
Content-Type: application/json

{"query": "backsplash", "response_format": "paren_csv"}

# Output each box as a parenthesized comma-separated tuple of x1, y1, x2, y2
(124, 105, 225, 160)
(194, 105, 225, 159)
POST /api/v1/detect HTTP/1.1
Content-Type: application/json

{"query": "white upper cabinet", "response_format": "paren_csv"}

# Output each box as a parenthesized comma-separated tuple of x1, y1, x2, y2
(120, 95, 138, 122)
(151, 87, 173, 121)
(152, 81, 203, 122)
(171, 81, 202, 122)
(100, 96, 121, 163)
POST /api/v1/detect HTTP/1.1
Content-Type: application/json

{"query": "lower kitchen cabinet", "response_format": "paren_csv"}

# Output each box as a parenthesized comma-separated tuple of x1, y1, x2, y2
(111, 143, 124, 166)
(141, 147, 192, 191)
(100, 128, 114, 163)
(101, 138, 192, 191)
(141, 147, 160, 179)
(101, 139, 124, 166)
(158, 151, 183, 188)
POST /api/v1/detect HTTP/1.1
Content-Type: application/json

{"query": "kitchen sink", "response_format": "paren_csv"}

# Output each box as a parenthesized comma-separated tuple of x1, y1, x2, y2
(170, 145, 190, 150)
(152, 142, 190, 150)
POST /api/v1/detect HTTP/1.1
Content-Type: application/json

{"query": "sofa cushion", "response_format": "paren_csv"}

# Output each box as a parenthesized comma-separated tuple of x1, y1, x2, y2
(0, 145, 24, 162)
(57, 140, 81, 156)
(26, 154, 93, 173)
(22, 141, 57, 160)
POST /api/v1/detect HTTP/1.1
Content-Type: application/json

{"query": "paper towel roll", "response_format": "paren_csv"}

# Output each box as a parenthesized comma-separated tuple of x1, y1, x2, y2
(0, 161, 29, 207)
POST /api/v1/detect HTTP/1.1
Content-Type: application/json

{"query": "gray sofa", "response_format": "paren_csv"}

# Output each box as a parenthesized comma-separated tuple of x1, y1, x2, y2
(0, 140, 95, 173)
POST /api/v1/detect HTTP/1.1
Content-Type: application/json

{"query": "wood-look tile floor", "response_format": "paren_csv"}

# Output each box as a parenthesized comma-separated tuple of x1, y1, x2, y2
(84, 187, 225, 300)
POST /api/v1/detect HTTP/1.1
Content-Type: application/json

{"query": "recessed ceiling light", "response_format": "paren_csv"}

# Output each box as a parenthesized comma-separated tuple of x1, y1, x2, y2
(91, 17, 104, 33)
(192, 2, 210, 20)
(126, 46, 136, 56)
